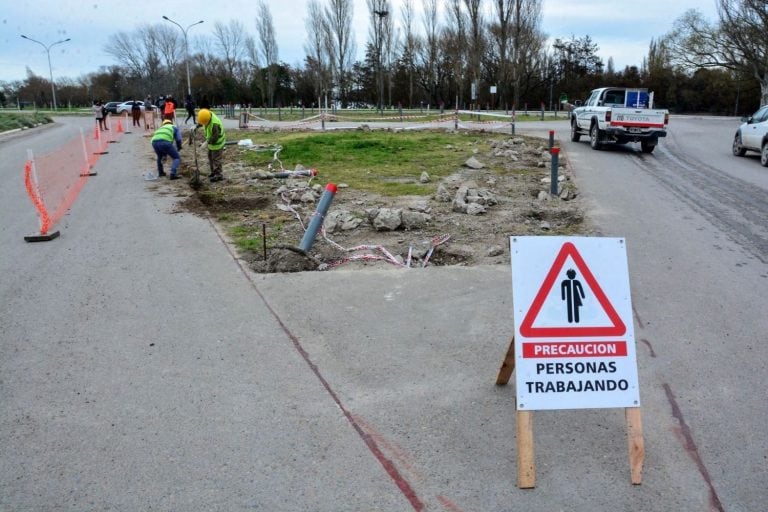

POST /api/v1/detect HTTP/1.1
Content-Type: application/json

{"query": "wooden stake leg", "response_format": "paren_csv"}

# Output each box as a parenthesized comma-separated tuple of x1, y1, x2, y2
(495, 335, 515, 386)
(517, 410, 535, 488)
(625, 407, 644, 484)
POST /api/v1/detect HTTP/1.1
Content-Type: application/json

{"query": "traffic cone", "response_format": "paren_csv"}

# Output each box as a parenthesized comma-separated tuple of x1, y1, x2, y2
(117, 117, 124, 134)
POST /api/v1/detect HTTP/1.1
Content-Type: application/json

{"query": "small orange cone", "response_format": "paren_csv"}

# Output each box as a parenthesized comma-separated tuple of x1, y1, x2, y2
(117, 118, 124, 133)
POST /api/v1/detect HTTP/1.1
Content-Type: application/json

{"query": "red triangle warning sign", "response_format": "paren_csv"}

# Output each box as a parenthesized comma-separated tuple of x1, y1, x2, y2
(519, 242, 626, 338)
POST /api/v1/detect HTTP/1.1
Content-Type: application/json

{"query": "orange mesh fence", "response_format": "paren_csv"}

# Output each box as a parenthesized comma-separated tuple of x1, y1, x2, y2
(24, 131, 93, 236)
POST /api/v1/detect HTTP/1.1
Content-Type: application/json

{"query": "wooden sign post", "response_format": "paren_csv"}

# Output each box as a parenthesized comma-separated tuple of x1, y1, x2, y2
(499, 237, 645, 488)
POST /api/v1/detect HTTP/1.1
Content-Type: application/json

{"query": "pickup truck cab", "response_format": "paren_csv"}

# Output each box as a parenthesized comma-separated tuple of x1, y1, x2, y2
(570, 87, 669, 153)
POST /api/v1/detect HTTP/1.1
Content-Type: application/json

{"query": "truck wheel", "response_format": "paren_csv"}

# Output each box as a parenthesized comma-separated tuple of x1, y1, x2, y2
(732, 134, 746, 156)
(640, 140, 656, 153)
(761, 142, 768, 167)
(589, 124, 602, 150)
(570, 121, 581, 142)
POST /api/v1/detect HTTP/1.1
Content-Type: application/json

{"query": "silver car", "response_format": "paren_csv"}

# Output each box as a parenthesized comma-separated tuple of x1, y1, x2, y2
(116, 100, 145, 115)
(732, 105, 768, 166)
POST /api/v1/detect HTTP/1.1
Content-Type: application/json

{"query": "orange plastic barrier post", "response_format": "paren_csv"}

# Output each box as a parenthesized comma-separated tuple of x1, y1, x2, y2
(80, 128, 98, 176)
(23, 158, 57, 241)
(108, 117, 118, 143)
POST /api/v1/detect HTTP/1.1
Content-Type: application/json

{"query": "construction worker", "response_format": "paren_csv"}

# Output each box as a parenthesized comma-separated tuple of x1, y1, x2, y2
(151, 119, 183, 179)
(197, 108, 226, 182)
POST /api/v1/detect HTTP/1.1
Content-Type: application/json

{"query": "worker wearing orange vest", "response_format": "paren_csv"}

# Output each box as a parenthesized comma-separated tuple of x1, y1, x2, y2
(163, 95, 176, 122)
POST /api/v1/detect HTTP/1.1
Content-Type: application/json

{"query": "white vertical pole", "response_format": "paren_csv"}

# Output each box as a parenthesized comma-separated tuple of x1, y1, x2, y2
(80, 128, 90, 174)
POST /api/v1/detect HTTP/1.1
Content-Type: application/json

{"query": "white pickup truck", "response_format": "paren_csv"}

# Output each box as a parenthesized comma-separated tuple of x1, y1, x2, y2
(569, 87, 669, 153)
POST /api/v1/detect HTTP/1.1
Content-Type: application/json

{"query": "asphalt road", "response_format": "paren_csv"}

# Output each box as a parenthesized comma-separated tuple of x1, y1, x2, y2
(1, 114, 766, 511)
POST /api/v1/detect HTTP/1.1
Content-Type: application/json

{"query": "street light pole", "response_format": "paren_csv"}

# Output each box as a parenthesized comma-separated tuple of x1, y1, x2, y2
(373, 9, 388, 114)
(162, 16, 204, 98)
(20, 35, 71, 111)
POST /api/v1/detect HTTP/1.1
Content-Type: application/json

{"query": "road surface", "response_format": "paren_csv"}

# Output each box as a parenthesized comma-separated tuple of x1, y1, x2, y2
(0, 114, 765, 511)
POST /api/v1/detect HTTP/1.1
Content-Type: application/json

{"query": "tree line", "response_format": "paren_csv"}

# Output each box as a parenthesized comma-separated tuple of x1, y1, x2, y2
(2, 0, 765, 116)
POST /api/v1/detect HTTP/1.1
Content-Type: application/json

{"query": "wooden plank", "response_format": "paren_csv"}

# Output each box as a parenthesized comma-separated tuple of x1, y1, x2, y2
(495, 335, 516, 386)
(517, 410, 536, 488)
(625, 407, 644, 484)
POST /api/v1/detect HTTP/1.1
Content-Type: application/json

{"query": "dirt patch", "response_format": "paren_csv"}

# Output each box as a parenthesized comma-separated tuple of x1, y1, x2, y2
(157, 129, 587, 272)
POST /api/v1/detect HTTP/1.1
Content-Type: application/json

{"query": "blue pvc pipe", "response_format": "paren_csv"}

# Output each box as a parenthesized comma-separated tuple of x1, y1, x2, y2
(298, 183, 337, 253)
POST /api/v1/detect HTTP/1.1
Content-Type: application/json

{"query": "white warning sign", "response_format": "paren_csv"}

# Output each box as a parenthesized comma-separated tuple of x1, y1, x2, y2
(511, 236, 641, 411)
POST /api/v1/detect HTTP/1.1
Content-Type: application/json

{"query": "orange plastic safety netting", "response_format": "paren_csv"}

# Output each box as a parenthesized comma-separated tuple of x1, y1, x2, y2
(24, 131, 95, 236)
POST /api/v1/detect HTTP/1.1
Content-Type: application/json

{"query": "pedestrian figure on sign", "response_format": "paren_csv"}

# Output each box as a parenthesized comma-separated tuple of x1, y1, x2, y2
(561, 268, 585, 323)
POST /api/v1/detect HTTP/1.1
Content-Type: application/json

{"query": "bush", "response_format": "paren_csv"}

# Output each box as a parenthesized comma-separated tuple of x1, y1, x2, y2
(0, 112, 53, 132)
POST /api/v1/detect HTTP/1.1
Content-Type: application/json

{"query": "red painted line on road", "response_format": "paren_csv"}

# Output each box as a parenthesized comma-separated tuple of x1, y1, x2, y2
(663, 383, 724, 512)
(211, 220, 425, 511)
(437, 495, 465, 512)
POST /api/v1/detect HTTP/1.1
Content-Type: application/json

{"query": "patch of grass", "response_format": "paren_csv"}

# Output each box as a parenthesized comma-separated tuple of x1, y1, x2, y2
(237, 130, 494, 196)
(227, 222, 283, 253)
(0, 112, 53, 132)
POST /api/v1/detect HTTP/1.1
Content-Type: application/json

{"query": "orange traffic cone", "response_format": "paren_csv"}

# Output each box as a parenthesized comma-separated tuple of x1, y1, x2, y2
(117, 117, 124, 134)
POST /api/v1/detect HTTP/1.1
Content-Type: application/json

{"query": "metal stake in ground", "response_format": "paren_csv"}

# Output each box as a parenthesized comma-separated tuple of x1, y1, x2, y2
(550, 148, 560, 196)
(189, 125, 201, 188)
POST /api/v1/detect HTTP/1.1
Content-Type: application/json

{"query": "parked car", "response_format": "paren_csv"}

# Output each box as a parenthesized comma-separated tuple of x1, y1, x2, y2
(116, 100, 144, 114)
(103, 101, 121, 114)
(732, 105, 768, 166)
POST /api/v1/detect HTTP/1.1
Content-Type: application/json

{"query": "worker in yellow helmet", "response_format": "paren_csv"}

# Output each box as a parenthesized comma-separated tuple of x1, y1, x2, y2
(196, 108, 226, 182)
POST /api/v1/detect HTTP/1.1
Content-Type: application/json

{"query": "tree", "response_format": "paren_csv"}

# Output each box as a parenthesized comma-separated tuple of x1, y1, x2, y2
(510, 0, 543, 109)
(399, 0, 419, 107)
(417, 0, 442, 106)
(464, 0, 484, 108)
(213, 20, 247, 79)
(666, 1, 768, 105)
(256, 0, 280, 107)
(304, 0, 333, 106)
(445, 0, 468, 107)
(488, 0, 514, 109)
(367, 0, 391, 110)
(325, 0, 356, 105)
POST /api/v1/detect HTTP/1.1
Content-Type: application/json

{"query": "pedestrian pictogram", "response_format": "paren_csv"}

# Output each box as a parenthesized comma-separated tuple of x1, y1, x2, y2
(519, 241, 626, 338)
(562, 269, 584, 323)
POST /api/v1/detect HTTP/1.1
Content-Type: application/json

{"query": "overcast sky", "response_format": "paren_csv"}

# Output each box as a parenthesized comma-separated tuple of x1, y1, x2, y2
(2, 0, 718, 84)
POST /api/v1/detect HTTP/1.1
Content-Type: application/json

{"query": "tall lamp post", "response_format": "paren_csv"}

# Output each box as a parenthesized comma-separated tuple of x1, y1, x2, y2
(20, 35, 71, 111)
(373, 9, 388, 114)
(162, 16, 204, 98)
